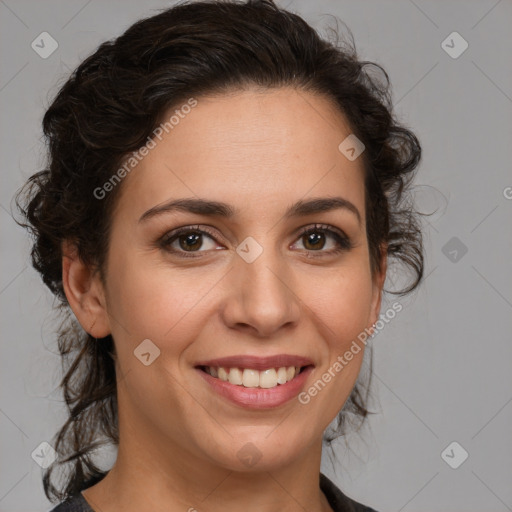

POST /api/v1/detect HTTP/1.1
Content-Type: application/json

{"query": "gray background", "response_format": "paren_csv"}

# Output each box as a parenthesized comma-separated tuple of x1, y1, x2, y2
(1, 1, 511, 511)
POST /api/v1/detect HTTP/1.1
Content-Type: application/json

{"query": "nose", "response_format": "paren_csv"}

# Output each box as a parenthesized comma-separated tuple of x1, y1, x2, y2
(220, 245, 301, 338)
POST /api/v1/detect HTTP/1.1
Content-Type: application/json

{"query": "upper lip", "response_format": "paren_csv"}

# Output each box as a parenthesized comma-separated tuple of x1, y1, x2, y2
(195, 354, 314, 371)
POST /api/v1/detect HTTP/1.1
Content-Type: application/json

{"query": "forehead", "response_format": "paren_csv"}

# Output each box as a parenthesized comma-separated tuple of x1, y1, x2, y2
(116, 87, 366, 223)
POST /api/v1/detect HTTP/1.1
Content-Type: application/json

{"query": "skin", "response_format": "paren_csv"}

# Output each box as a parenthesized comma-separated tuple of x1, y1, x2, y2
(62, 86, 386, 512)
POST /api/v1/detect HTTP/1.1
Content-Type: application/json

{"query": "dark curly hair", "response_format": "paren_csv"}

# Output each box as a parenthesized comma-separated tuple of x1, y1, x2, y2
(14, 0, 423, 503)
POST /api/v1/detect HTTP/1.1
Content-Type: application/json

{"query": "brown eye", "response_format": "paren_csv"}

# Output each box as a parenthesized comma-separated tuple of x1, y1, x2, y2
(302, 231, 326, 250)
(158, 223, 352, 260)
(293, 224, 352, 255)
(176, 231, 203, 251)
(159, 225, 222, 258)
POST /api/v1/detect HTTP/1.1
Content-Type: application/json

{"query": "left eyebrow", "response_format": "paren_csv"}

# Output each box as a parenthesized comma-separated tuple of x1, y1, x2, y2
(138, 196, 362, 226)
(283, 197, 361, 226)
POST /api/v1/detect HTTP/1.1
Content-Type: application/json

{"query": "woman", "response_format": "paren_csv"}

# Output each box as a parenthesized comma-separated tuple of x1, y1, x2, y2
(16, 1, 423, 511)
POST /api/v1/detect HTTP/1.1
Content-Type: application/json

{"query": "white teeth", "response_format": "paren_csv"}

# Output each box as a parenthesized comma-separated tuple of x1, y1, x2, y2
(205, 365, 302, 388)
(242, 369, 259, 388)
(276, 367, 288, 385)
(228, 367, 243, 385)
(259, 368, 277, 388)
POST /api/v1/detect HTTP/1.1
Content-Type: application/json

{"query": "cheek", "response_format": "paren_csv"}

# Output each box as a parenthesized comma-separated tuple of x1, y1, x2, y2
(105, 249, 216, 351)
(301, 263, 374, 344)
(294, 266, 373, 421)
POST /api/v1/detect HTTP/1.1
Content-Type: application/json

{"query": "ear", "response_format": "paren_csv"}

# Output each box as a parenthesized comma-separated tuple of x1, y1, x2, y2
(368, 243, 388, 332)
(61, 240, 111, 338)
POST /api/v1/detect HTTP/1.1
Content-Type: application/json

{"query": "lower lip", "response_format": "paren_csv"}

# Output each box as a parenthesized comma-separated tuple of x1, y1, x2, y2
(196, 366, 314, 409)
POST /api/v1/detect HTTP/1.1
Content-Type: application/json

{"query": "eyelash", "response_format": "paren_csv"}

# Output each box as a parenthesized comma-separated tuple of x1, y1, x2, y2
(158, 223, 353, 259)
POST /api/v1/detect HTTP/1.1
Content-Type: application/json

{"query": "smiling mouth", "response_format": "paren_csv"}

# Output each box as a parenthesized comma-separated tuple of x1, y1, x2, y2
(196, 365, 311, 389)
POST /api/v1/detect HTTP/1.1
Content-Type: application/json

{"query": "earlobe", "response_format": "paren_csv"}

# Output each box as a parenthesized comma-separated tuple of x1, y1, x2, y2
(61, 240, 111, 338)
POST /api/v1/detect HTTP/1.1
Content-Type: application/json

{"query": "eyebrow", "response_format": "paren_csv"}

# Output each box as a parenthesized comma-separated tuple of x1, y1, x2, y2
(138, 196, 362, 226)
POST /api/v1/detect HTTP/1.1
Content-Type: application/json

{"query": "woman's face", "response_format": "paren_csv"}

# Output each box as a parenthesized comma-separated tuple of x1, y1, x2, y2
(88, 87, 385, 472)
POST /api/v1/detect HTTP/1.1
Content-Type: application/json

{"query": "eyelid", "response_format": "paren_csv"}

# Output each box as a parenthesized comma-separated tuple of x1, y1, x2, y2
(295, 223, 349, 241)
(158, 222, 353, 257)
(159, 224, 220, 246)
